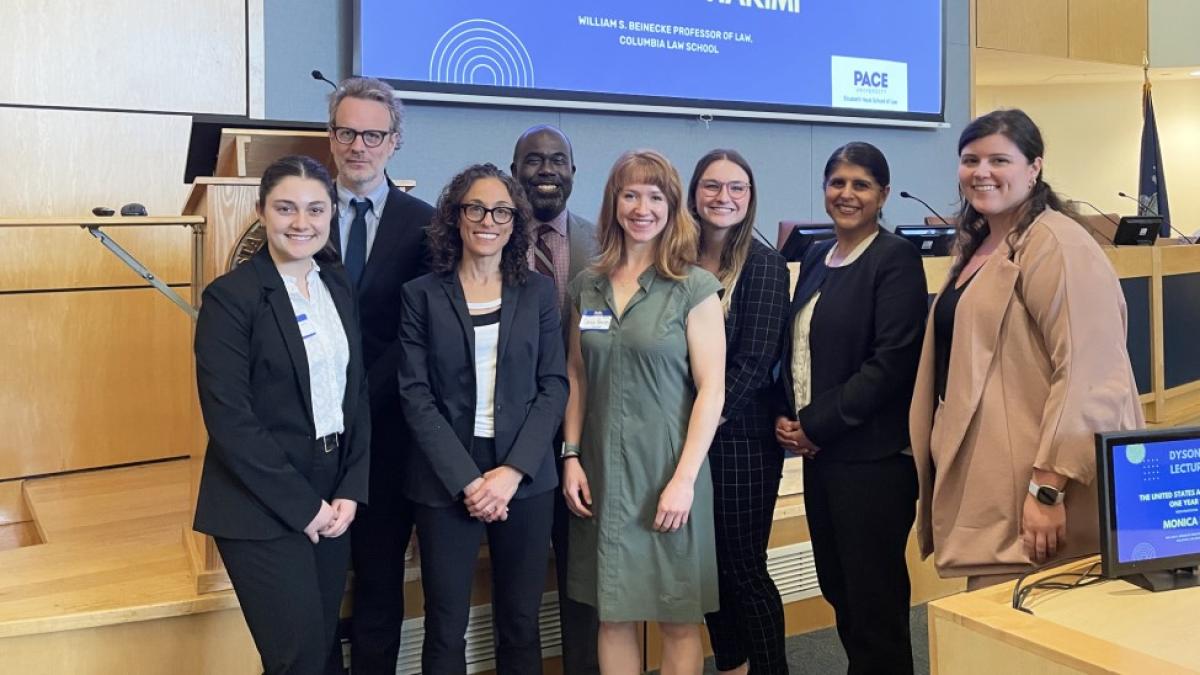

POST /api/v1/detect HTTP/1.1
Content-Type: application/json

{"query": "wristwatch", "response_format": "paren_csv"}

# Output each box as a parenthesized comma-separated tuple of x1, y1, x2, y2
(1028, 481, 1065, 506)
(560, 442, 581, 459)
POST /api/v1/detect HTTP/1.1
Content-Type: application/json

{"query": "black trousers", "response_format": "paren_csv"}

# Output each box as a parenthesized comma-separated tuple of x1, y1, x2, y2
(704, 434, 788, 675)
(349, 430, 415, 674)
(414, 438, 555, 675)
(804, 452, 918, 675)
(216, 436, 350, 675)
(551, 456, 601, 674)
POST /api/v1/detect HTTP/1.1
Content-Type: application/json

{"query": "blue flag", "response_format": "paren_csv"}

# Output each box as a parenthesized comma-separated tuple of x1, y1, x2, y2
(1138, 79, 1171, 237)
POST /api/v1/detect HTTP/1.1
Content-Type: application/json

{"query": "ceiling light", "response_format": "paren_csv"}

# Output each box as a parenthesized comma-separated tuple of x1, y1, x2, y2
(1190, 70, 1200, 77)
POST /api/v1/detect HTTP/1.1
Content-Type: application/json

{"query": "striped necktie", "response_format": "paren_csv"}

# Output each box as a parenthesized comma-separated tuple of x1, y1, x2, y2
(534, 223, 555, 279)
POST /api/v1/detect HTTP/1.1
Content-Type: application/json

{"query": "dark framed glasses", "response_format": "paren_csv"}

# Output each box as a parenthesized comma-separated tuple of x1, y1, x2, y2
(459, 204, 516, 225)
(330, 126, 392, 148)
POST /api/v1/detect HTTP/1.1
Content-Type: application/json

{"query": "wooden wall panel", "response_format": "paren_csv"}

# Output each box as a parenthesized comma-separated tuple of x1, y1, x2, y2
(0, 289, 197, 480)
(0, 225, 192, 292)
(0, 481, 31, 525)
(976, 0, 1069, 57)
(0, 108, 193, 219)
(0, 0, 246, 115)
(1069, 0, 1148, 66)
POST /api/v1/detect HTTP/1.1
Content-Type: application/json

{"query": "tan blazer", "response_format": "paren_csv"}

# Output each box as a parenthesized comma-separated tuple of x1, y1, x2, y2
(909, 208, 1144, 578)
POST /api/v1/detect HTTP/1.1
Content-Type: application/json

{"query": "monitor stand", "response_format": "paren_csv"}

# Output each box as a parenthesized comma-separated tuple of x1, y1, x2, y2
(1125, 567, 1199, 592)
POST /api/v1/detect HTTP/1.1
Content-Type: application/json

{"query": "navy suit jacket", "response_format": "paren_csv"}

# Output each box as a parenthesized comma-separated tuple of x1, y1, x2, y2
(397, 271, 568, 507)
(193, 247, 370, 539)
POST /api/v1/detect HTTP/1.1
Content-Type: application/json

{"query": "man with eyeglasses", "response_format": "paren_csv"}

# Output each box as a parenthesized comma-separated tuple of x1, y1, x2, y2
(327, 76, 434, 675)
(511, 124, 600, 675)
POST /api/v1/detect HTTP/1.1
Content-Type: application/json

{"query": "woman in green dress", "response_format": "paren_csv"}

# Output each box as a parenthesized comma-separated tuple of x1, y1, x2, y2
(562, 149, 727, 674)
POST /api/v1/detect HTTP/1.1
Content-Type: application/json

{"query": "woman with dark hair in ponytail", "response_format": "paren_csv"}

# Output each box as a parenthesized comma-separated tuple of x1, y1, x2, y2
(909, 109, 1144, 591)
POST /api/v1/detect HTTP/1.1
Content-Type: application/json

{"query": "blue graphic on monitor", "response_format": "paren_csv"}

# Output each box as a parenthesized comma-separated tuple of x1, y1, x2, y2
(429, 19, 535, 88)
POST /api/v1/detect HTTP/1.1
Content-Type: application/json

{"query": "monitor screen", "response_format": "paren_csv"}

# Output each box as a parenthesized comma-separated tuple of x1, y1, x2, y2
(1110, 437, 1200, 565)
(355, 0, 945, 126)
(1098, 427, 1200, 588)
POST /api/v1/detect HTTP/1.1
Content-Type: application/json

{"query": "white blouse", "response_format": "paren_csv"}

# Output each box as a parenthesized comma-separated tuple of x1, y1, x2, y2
(469, 297, 502, 438)
(281, 261, 349, 439)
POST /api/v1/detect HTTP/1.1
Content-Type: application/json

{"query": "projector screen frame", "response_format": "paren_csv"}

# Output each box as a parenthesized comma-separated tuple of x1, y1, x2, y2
(350, 0, 949, 129)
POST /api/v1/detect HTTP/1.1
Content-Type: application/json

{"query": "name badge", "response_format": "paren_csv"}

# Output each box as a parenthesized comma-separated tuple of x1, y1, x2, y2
(579, 309, 613, 332)
(296, 313, 317, 340)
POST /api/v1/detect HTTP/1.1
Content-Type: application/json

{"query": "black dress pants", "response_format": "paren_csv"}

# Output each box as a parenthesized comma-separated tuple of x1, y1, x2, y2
(803, 452, 918, 675)
(414, 438, 555, 675)
(218, 532, 351, 675)
(349, 412, 415, 675)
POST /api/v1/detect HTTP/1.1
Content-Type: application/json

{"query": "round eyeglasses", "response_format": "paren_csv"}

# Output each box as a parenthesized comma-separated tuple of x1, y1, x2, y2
(699, 180, 752, 199)
(459, 204, 516, 225)
(330, 126, 392, 148)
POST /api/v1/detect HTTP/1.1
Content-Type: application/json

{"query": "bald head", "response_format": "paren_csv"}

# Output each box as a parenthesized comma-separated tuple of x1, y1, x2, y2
(512, 125, 576, 222)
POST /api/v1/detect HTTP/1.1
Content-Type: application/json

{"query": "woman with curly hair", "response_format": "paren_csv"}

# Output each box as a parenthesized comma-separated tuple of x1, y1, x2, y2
(397, 163, 568, 674)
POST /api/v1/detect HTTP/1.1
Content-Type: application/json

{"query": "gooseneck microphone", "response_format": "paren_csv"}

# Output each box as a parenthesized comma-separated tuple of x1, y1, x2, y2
(899, 191, 953, 228)
(1066, 200, 1117, 245)
(311, 69, 338, 89)
(1118, 191, 1193, 243)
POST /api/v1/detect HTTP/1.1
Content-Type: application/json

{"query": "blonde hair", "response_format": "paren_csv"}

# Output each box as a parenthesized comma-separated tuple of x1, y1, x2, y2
(593, 150, 698, 281)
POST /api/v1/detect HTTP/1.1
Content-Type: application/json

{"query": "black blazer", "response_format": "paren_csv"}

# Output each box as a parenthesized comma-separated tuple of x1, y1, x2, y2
(397, 271, 568, 507)
(194, 248, 370, 539)
(777, 231, 928, 461)
(329, 185, 433, 486)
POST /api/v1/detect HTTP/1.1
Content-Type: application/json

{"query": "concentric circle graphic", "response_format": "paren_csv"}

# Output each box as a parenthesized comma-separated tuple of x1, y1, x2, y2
(429, 19, 535, 88)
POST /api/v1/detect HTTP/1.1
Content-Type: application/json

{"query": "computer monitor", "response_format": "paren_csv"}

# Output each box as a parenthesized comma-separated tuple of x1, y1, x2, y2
(778, 224, 836, 262)
(895, 225, 955, 257)
(1095, 426, 1200, 592)
(1113, 216, 1162, 246)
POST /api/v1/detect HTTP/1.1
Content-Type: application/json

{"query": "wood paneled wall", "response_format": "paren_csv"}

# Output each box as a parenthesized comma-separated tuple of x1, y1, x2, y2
(975, 0, 1148, 66)
(0, 0, 246, 114)
(976, 0, 1069, 58)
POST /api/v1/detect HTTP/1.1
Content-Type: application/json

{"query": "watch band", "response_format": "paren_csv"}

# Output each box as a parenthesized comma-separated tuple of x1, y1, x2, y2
(561, 442, 581, 459)
(1028, 480, 1065, 505)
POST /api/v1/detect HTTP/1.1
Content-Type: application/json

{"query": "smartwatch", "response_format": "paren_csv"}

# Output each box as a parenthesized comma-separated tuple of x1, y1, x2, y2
(1028, 481, 1065, 506)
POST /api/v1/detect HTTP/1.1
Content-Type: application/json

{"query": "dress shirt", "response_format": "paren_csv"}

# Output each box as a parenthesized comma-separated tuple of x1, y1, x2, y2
(337, 180, 392, 262)
(282, 261, 350, 438)
(526, 209, 570, 309)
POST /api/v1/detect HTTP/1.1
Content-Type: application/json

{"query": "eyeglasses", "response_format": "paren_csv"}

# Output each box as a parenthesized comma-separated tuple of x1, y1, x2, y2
(330, 126, 392, 148)
(459, 204, 516, 225)
(699, 180, 752, 198)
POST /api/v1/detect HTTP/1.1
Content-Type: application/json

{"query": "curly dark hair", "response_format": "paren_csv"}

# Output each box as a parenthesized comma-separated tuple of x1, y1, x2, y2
(951, 109, 1076, 278)
(427, 163, 532, 285)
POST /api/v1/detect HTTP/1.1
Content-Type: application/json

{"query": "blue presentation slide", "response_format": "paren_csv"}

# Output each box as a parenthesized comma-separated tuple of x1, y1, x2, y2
(358, 0, 943, 116)
(1112, 439, 1200, 564)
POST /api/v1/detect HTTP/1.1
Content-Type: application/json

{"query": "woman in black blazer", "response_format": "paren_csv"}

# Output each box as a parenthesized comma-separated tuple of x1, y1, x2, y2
(774, 143, 928, 675)
(194, 155, 370, 675)
(397, 163, 568, 675)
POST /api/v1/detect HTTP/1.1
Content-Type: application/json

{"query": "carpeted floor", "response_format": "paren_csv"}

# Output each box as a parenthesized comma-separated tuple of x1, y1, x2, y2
(653, 604, 930, 674)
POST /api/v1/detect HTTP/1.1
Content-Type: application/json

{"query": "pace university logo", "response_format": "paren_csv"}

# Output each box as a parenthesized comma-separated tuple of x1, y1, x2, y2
(830, 55, 908, 112)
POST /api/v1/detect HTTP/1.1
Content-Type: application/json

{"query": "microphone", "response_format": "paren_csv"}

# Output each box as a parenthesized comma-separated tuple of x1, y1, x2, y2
(1118, 191, 1193, 243)
(311, 69, 338, 89)
(899, 191, 953, 228)
(1066, 200, 1116, 245)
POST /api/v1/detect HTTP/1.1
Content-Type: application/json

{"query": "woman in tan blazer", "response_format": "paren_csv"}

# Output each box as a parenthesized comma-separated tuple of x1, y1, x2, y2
(910, 109, 1144, 590)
